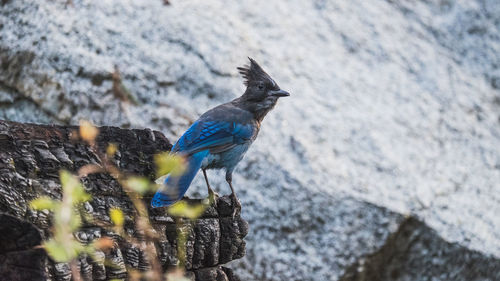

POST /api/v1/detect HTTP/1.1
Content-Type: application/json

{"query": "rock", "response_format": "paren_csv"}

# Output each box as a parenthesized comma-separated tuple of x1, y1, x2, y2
(0, 120, 246, 280)
(340, 217, 500, 281)
(192, 218, 220, 269)
(1, 0, 499, 280)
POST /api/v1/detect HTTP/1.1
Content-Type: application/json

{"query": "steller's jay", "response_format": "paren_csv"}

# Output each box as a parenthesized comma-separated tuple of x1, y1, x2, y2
(151, 58, 290, 215)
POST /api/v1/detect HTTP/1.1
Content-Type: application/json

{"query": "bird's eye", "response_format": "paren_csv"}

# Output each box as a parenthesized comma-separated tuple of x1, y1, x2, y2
(258, 84, 264, 90)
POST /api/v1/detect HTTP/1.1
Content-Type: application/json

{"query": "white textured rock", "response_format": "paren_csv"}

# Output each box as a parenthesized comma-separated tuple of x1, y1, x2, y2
(1, 0, 499, 280)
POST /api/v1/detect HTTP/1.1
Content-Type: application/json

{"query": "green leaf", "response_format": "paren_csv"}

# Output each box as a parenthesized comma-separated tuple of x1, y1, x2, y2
(59, 170, 91, 203)
(30, 196, 56, 210)
(59, 170, 76, 190)
(83, 243, 96, 257)
(109, 208, 124, 227)
(168, 201, 206, 219)
(68, 209, 82, 231)
(44, 239, 70, 262)
(154, 153, 186, 178)
(73, 184, 91, 203)
(43, 239, 83, 262)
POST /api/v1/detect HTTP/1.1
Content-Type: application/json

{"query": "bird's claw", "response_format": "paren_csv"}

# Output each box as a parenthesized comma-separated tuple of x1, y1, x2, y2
(207, 189, 219, 208)
(231, 194, 241, 218)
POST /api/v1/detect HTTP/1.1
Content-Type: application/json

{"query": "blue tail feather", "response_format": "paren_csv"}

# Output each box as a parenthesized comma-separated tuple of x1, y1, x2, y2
(151, 150, 209, 208)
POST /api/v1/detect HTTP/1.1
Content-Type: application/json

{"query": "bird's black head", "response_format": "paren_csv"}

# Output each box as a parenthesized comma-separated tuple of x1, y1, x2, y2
(236, 58, 289, 120)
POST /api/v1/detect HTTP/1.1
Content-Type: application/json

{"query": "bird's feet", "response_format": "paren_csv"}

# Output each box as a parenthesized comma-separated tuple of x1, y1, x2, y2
(231, 193, 241, 218)
(207, 188, 219, 208)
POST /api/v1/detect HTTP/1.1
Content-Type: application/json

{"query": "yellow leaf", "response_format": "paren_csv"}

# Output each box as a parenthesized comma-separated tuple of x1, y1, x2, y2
(168, 201, 206, 219)
(154, 153, 186, 178)
(110, 208, 124, 227)
(79, 120, 99, 143)
(106, 143, 118, 157)
(30, 196, 56, 210)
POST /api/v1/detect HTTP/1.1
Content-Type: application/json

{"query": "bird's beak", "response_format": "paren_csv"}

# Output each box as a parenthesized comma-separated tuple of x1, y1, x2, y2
(269, 89, 290, 97)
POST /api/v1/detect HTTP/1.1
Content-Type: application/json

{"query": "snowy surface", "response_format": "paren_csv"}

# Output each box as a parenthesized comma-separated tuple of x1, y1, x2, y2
(1, 0, 499, 279)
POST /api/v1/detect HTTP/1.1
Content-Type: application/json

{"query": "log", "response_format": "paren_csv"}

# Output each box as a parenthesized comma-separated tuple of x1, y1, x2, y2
(0, 120, 247, 281)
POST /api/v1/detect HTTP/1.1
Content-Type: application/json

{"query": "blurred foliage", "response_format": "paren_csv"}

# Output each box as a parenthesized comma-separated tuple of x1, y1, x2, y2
(110, 208, 124, 227)
(155, 152, 186, 178)
(106, 143, 118, 157)
(166, 269, 191, 281)
(168, 201, 206, 220)
(79, 120, 99, 144)
(125, 176, 156, 194)
(30, 170, 92, 262)
(29, 120, 209, 280)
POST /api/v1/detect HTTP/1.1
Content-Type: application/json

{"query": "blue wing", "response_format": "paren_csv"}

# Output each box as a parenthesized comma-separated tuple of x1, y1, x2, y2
(151, 119, 255, 207)
(172, 120, 255, 155)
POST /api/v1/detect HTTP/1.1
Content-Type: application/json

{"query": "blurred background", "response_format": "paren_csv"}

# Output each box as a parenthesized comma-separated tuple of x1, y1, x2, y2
(1, 0, 499, 280)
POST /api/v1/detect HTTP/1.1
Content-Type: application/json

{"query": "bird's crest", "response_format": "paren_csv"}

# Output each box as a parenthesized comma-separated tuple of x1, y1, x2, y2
(237, 58, 275, 86)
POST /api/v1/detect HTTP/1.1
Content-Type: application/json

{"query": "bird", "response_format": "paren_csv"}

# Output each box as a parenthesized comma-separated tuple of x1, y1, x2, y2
(151, 58, 290, 215)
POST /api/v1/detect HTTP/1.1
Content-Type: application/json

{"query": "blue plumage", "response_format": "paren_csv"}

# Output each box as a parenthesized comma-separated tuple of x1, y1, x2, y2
(151, 58, 289, 212)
